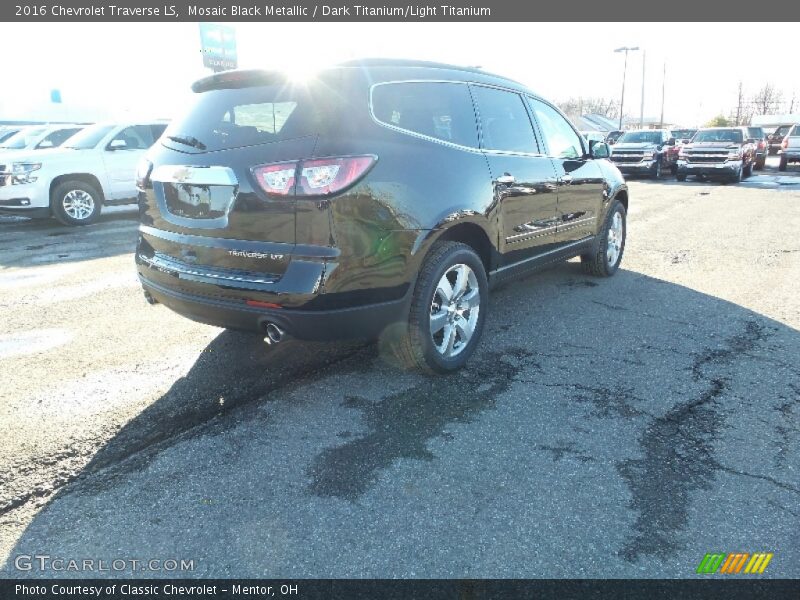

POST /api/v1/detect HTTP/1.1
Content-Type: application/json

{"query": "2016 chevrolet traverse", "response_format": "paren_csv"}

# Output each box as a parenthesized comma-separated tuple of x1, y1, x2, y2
(136, 59, 629, 372)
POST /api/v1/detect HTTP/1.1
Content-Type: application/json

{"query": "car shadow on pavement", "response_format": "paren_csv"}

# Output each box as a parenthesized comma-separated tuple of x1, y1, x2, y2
(0, 208, 139, 269)
(3, 263, 800, 578)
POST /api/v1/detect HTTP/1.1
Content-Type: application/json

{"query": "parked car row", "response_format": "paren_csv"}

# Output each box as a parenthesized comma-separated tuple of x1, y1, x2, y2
(605, 126, 780, 183)
(0, 121, 167, 225)
(0, 123, 85, 153)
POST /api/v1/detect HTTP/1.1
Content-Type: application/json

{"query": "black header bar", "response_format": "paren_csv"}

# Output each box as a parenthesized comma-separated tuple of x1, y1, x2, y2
(2, 579, 800, 600)
(3, 0, 799, 21)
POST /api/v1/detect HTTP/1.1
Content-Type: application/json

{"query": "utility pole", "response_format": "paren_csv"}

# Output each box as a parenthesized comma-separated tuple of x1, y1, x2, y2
(614, 46, 640, 130)
(735, 81, 744, 125)
(659, 62, 666, 129)
(640, 49, 646, 129)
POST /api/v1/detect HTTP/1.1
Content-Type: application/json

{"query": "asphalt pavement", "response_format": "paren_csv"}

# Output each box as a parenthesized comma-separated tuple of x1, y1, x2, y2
(0, 159, 798, 578)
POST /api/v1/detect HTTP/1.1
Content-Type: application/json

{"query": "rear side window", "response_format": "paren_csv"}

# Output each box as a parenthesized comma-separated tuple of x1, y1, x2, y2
(371, 82, 478, 148)
(471, 86, 538, 154)
(164, 83, 334, 152)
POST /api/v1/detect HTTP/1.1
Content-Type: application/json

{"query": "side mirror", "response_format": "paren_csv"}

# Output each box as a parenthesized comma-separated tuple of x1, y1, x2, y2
(591, 142, 610, 159)
(37, 140, 54, 149)
(108, 139, 127, 150)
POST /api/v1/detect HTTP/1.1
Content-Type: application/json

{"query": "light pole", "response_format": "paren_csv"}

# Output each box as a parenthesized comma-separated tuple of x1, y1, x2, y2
(640, 49, 646, 129)
(614, 46, 639, 130)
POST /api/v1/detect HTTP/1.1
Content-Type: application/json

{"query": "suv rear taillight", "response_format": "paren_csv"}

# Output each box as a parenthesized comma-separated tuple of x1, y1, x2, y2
(252, 162, 297, 196)
(252, 155, 377, 197)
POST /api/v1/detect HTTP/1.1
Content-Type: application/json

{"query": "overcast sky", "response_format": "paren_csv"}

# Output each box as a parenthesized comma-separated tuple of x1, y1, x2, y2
(0, 22, 797, 126)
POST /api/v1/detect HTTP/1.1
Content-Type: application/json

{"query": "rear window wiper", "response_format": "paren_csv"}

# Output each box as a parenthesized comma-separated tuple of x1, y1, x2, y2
(166, 134, 207, 150)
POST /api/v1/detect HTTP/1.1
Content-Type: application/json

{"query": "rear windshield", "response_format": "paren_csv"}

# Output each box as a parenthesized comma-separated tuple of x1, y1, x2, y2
(163, 83, 334, 152)
(693, 129, 743, 143)
(747, 128, 763, 137)
(617, 131, 662, 144)
(0, 126, 46, 149)
(775, 125, 792, 136)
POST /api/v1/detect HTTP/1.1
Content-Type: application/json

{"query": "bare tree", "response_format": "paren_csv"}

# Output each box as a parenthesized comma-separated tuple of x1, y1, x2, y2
(557, 97, 620, 121)
(750, 84, 783, 116)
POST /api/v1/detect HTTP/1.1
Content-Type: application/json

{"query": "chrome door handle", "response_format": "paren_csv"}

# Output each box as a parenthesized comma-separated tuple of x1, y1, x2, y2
(561, 174, 573, 184)
(496, 174, 515, 184)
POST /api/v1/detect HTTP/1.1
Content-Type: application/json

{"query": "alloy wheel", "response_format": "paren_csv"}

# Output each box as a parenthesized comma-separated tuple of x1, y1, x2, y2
(606, 211, 623, 267)
(62, 190, 95, 221)
(429, 263, 480, 358)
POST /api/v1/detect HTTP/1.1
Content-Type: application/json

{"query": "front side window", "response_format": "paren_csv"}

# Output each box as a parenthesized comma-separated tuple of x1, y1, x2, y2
(109, 125, 154, 150)
(527, 97, 583, 159)
(150, 124, 167, 141)
(372, 81, 478, 148)
(471, 85, 538, 154)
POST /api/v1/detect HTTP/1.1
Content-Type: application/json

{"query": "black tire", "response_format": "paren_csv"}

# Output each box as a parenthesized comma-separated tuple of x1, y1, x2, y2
(755, 158, 765, 170)
(581, 200, 626, 277)
(385, 241, 488, 374)
(670, 164, 678, 176)
(779, 156, 788, 172)
(676, 173, 687, 182)
(743, 161, 753, 178)
(51, 180, 102, 226)
(730, 165, 743, 183)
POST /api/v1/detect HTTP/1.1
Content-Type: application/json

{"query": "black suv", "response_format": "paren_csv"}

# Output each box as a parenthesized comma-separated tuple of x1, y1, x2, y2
(136, 59, 628, 372)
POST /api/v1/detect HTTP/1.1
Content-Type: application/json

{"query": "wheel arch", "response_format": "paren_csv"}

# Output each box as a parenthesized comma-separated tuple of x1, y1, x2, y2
(614, 186, 629, 212)
(413, 220, 496, 276)
(49, 173, 106, 206)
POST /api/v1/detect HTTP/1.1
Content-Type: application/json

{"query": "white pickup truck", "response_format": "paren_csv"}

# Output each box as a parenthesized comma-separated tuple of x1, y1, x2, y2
(0, 121, 167, 225)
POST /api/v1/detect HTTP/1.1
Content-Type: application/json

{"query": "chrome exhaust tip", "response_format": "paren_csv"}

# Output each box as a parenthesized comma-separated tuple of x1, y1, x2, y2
(264, 323, 285, 345)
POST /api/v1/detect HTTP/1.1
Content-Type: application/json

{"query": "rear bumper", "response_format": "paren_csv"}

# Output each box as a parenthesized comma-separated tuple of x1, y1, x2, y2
(139, 275, 412, 341)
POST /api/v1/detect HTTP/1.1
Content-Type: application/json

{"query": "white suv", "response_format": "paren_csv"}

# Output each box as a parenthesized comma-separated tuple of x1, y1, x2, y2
(0, 121, 167, 225)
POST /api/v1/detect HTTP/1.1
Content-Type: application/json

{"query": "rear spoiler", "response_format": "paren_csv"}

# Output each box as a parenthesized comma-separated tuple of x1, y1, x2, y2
(191, 69, 290, 93)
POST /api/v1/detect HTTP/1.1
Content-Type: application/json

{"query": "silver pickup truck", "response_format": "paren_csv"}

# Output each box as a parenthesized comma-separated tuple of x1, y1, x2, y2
(778, 124, 800, 171)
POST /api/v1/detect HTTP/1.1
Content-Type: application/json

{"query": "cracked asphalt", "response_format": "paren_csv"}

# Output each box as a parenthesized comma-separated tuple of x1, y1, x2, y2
(0, 159, 798, 578)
